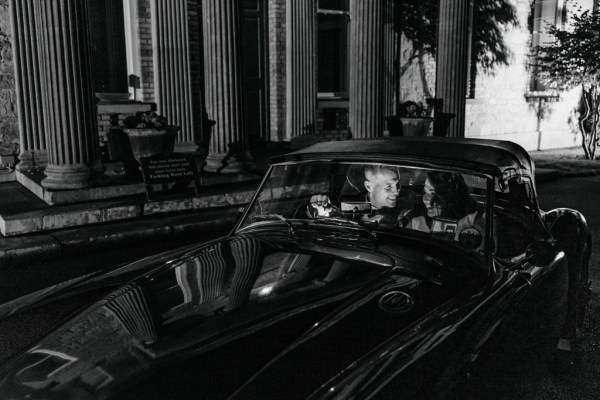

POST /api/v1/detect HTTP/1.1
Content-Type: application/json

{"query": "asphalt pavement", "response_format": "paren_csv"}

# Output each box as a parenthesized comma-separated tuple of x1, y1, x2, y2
(503, 174, 600, 400)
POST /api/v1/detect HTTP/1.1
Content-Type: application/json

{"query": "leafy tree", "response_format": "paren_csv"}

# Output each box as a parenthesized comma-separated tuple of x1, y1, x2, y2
(536, 8, 600, 159)
(395, 0, 518, 111)
(397, 0, 519, 73)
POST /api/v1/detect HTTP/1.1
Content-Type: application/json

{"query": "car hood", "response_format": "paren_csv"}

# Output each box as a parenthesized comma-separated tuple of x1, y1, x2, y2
(0, 231, 476, 400)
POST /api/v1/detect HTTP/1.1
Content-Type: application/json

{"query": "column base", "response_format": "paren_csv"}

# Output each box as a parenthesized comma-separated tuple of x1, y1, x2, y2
(41, 163, 92, 189)
(204, 150, 255, 174)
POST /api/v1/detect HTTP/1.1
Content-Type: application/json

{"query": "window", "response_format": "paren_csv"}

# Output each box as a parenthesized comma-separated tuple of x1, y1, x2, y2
(317, 0, 349, 94)
(86, 0, 129, 96)
(317, 0, 349, 132)
(529, 0, 597, 95)
(529, 0, 568, 93)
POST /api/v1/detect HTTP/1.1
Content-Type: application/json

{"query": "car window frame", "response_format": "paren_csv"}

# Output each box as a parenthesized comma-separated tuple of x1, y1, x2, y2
(234, 160, 497, 275)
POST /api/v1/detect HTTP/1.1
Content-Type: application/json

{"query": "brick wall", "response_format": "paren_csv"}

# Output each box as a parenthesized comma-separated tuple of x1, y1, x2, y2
(137, 0, 155, 103)
(0, 0, 17, 157)
(96, 103, 154, 138)
(268, 0, 286, 141)
(465, 0, 581, 150)
(398, 35, 437, 105)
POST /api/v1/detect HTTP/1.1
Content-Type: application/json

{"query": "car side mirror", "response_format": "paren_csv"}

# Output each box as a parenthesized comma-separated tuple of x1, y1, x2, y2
(237, 206, 246, 217)
(526, 240, 556, 266)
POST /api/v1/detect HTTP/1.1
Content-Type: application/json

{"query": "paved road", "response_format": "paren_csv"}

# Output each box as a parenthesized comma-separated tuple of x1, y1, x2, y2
(469, 175, 600, 400)
(531, 175, 600, 400)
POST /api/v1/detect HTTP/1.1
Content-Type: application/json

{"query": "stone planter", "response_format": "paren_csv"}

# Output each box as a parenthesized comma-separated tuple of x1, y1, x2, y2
(385, 116, 433, 137)
(123, 126, 178, 165)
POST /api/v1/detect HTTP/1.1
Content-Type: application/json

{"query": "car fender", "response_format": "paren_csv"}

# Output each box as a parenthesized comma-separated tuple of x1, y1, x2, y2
(543, 208, 592, 350)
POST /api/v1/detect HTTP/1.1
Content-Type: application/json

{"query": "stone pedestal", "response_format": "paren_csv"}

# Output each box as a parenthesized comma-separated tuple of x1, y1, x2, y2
(386, 117, 433, 137)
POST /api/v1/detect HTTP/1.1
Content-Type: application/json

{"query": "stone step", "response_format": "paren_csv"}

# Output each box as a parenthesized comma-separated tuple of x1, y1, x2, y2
(0, 180, 258, 237)
(16, 161, 262, 206)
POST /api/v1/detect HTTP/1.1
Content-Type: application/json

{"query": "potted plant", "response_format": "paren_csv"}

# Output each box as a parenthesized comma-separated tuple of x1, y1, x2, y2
(122, 111, 179, 166)
(385, 100, 433, 137)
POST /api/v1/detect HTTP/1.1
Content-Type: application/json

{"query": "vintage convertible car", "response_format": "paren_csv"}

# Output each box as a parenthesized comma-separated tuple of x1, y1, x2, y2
(0, 137, 592, 399)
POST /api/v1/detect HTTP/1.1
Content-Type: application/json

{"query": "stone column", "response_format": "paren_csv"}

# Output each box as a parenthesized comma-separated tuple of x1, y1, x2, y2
(286, 0, 317, 138)
(9, 0, 47, 171)
(382, 0, 396, 119)
(202, 0, 253, 173)
(268, 0, 287, 141)
(34, 0, 102, 189)
(435, 0, 470, 138)
(152, 0, 197, 152)
(349, 0, 384, 138)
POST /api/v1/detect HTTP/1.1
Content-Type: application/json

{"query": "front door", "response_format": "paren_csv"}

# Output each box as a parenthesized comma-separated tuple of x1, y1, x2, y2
(241, 0, 269, 141)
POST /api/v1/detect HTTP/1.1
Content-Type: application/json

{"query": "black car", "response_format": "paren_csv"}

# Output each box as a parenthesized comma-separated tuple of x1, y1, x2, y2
(0, 137, 591, 399)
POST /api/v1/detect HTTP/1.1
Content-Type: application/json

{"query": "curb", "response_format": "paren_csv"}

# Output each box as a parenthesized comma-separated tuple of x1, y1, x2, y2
(0, 206, 239, 269)
(535, 167, 600, 183)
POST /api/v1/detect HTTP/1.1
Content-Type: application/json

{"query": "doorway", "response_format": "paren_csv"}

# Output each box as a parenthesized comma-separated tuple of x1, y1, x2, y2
(241, 0, 269, 141)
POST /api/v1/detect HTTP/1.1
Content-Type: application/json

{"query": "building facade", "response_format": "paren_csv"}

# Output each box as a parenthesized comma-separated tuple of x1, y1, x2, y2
(464, 0, 595, 149)
(0, 0, 594, 189)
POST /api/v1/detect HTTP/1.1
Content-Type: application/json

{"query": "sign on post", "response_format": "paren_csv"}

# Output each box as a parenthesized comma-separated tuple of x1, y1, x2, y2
(139, 153, 201, 201)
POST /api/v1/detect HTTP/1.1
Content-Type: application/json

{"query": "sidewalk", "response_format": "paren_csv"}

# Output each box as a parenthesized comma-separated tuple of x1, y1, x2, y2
(0, 180, 256, 268)
(530, 146, 600, 181)
(1, 145, 599, 268)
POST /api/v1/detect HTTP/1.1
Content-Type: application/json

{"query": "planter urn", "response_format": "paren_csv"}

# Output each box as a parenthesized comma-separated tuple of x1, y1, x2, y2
(123, 126, 178, 164)
(385, 116, 433, 137)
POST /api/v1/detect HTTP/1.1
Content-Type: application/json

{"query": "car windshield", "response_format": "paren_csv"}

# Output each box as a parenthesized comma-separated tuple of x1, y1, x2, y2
(238, 161, 490, 253)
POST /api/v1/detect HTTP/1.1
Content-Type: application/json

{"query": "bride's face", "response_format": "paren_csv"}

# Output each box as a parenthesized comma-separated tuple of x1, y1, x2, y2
(423, 178, 443, 217)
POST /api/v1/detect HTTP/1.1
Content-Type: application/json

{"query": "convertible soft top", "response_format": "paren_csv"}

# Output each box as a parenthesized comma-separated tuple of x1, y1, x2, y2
(276, 137, 534, 178)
